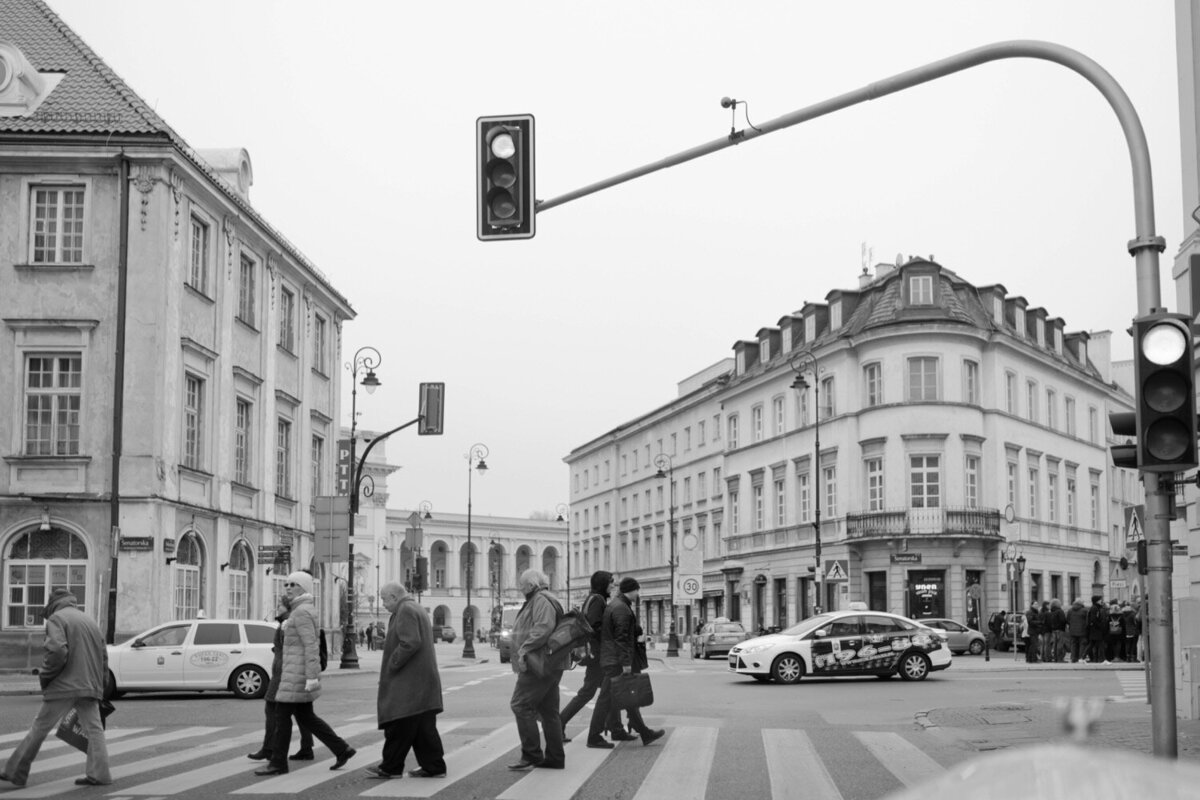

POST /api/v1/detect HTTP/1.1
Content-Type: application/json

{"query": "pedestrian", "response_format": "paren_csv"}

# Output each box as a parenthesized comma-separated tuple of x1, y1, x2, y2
(507, 568, 567, 771)
(1106, 601, 1124, 661)
(248, 595, 314, 762)
(988, 610, 1007, 651)
(366, 623, 375, 651)
(1085, 595, 1110, 665)
(1066, 599, 1088, 662)
(255, 571, 356, 776)
(1121, 602, 1139, 662)
(587, 577, 665, 749)
(1, 589, 110, 788)
(366, 582, 446, 779)
(1024, 602, 1041, 663)
(1045, 598, 1067, 663)
(560, 570, 616, 742)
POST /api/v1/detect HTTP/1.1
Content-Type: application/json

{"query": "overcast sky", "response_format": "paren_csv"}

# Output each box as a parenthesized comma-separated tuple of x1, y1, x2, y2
(48, 1, 1190, 518)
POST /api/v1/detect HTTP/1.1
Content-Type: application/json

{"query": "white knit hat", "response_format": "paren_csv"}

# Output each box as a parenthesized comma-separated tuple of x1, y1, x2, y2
(286, 571, 314, 595)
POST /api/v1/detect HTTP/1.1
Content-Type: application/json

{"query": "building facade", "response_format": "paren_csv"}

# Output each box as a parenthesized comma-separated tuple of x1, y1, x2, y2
(566, 258, 1141, 639)
(0, 0, 354, 661)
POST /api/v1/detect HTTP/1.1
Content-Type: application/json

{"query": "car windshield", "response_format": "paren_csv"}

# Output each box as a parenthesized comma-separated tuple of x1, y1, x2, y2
(778, 613, 837, 637)
(714, 624, 743, 634)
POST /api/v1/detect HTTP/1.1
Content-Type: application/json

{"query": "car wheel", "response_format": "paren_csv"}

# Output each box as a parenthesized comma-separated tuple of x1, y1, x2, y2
(899, 652, 931, 681)
(701, 645, 709, 660)
(968, 639, 985, 656)
(230, 665, 268, 699)
(752, 675, 772, 683)
(770, 653, 805, 684)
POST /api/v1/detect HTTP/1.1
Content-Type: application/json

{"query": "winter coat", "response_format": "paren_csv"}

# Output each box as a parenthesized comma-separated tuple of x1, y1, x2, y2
(510, 588, 561, 674)
(599, 593, 641, 671)
(1086, 602, 1109, 643)
(1122, 608, 1140, 636)
(264, 601, 291, 702)
(1047, 606, 1068, 632)
(1025, 609, 1043, 636)
(274, 594, 322, 703)
(377, 596, 443, 726)
(39, 595, 107, 701)
(1066, 603, 1088, 636)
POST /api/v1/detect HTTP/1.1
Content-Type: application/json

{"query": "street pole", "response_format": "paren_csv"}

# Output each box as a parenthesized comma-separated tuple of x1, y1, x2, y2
(790, 352, 822, 615)
(340, 346, 381, 669)
(556, 503, 569, 607)
(654, 454, 679, 656)
(463, 443, 489, 659)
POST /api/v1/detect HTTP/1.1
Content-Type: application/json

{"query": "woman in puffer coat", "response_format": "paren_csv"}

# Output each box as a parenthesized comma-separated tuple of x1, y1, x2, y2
(255, 571, 355, 777)
(247, 597, 313, 762)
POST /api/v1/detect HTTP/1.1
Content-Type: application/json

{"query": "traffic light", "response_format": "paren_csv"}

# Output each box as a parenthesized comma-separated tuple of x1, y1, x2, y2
(415, 556, 428, 592)
(1108, 411, 1138, 470)
(1136, 540, 1148, 576)
(1132, 311, 1197, 472)
(476, 114, 535, 241)
(417, 382, 444, 435)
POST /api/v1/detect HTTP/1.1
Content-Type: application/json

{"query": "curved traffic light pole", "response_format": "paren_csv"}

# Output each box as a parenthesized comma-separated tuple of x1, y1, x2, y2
(537, 39, 1178, 757)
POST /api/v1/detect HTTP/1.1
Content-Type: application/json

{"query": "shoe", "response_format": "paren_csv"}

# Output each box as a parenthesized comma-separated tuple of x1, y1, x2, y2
(74, 777, 110, 786)
(1102, 660, 1111, 665)
(610, 731, 637, 742)
(586, 738, 615, 749)
(366, 765, 401, 779)
(247, 750, 270, 761)
(535, 761, 565, 769)
(408, 768, 447, 778)
(0, 773, 26, 787)
(331, 747, 356, 770)
(289, 750, 314, 761)
(507, 759, 539, 771)
(561, 729, 572, 743)
(641, 729, 665, 746)
(255, 767, 287, 776)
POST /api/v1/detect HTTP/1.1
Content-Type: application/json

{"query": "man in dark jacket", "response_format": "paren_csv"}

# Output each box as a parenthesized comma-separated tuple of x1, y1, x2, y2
(1085, 595, 1110, 664)
(2, 589, 111, 787)
(366, 582, 446, 779)
(1024, 602, 1042, 663)
(560, 570, 615, 742)
(1044, 599, 1067, 663)
(1066, 599, 1088, 662)
(507, 568, 566, 771)
(586, 578, 664, 749)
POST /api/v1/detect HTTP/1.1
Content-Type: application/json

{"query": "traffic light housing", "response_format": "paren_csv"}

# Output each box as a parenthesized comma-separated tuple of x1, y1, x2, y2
(417, 382, 444, 435)
(415, 556, 428, 592)
(1132, 311, 1197, 472)
(477, 114, 534, 240)
(1109, 411, 1138, 470)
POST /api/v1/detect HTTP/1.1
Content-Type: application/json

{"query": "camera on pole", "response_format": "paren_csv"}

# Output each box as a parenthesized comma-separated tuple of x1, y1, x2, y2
(476, 114, 535, 241)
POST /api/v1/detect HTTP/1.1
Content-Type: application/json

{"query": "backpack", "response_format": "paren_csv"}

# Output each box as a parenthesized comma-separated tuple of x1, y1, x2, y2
(574, 594, 605, 667)
(318, 628, 329, 672)
(543, 595, 594, 672)
(1109, 616, 1123, 635)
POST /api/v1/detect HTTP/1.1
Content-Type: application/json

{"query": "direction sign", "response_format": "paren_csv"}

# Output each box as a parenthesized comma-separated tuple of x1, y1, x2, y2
(824, 560, 849, 581)
(675, 531, 703, 600)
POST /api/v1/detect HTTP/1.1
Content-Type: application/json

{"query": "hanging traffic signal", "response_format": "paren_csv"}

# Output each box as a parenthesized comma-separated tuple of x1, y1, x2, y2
(1132, 311, 1197, 472)
(477, 114, 534, 240)
(1108, 411, 1138, 470)
(415, 556, 429, 592)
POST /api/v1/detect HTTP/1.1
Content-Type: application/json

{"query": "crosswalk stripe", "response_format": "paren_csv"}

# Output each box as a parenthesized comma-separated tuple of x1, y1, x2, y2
(0, 727, 224, 786)
(852, 731, 944, 787)
(362, 722, 517, 798)
(0, 727, 149, 756)
(230, 721, 382, 794)
(496, 734, 613, 800)
(5, 728, 229, 799)
(632, 726, 717, 800)
(764, 729, 841, 800)
(114, 731, 265, 796)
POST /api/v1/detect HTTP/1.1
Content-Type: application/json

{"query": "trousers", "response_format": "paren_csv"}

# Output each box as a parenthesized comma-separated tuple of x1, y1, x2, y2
(269, 701, 351, 772)
(261, 699, 313, 757)
(380, 710, 446, 775)
(589, 667, 652, 741)
(560, 661, 609, 730)
(509, 670, 564, 765)
(5, 696, 111, 786)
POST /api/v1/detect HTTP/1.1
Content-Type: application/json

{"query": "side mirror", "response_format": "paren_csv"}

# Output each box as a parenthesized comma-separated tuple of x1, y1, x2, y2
(812, 628, 828, 639)
(131, 640, 144, 648)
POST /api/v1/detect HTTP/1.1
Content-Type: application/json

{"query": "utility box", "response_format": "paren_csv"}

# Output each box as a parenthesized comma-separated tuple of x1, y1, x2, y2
(1183, 645, 1200, 719)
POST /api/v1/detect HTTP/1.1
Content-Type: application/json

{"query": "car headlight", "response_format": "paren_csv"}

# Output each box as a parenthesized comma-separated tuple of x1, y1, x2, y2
(739, 643, 773, 654)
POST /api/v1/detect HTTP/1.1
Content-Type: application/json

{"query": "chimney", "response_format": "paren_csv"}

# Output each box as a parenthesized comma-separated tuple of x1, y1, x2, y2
(197, 148, 254, 202)
(1089, 330, 1112, 383)
(858, 266, 873, 288)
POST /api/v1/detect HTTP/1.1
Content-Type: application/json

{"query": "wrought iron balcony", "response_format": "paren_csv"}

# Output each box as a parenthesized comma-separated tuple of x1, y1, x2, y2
(845, 506, 1001, 538)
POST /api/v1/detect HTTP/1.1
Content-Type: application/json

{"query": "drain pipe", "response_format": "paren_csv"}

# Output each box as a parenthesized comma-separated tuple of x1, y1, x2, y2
(105, 154, 130, 644)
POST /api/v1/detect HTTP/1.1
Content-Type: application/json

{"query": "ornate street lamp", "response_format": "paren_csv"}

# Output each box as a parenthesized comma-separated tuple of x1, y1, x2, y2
(341, 345, 381, 669)
(462, 443, 489, 659)
(654, 453, 680, 657)
(555, 503, 569, 606)
(790, 350, 823, 615)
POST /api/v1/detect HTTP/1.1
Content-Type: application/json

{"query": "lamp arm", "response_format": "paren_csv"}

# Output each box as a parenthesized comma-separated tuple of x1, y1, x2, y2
(352, 416, 422, 512)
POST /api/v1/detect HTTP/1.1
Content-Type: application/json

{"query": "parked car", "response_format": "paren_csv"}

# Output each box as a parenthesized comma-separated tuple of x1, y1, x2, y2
(434, 625, 457, 643)
(921, 618, 986, 655)
(105, 618, 277, 700)
(727, 605, 952, 684)
(690, 619, 749, 659)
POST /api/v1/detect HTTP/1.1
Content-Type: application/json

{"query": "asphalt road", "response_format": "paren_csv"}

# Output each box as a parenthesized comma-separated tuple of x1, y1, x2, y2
(0, 647, 1181, 799)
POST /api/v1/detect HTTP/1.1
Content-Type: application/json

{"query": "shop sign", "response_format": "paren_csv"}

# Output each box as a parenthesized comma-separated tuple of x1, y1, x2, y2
(118, 536, 154, 551)
(162, 538, 175, 555)
(890, 553, 922, 563)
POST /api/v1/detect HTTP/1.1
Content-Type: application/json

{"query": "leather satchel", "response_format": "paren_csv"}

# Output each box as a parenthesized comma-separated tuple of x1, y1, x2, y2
(610, 672, 654, 710)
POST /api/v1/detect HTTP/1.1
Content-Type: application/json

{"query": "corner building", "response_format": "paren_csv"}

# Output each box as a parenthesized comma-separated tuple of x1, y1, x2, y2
(566, 258, 1140, 637)
(0, 0, 354, 656)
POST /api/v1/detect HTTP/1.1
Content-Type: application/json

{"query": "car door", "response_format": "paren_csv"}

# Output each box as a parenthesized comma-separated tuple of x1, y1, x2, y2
(862, 615, 917, 673)
(119, 623, 190, 687)
(808, 615, 865, 675)
(938, 620, 968, 651)
(182, 622, 242, 688)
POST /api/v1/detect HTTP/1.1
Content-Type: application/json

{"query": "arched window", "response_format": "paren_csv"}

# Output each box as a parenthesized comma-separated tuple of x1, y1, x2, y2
(542, 548, 558, 589)
(516, 546, 532, 578)
(173, 532, 204, 620)
(227, 541, 252, 619)
(4, 528, 88, 628)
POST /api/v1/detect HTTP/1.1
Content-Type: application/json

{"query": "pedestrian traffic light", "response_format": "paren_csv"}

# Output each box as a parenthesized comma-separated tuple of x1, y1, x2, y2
(476, 114, 535, 241)
(1109, 411, 1138, 470)
(1136, 540, 1148, 576)
(417, 382, 444, 436)
(1132, 311, 1197, 472)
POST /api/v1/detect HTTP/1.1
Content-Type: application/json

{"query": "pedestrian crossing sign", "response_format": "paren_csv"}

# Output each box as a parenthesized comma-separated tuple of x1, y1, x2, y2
(824, 560, 848, 581)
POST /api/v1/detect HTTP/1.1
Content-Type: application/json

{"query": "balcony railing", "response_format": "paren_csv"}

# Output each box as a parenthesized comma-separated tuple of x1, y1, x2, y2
(845, 506, 1000, 538)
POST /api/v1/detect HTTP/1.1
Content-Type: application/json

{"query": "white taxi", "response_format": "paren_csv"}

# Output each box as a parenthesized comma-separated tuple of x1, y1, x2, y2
(106, 618, 277, 700)
(728, 605, 951, 684)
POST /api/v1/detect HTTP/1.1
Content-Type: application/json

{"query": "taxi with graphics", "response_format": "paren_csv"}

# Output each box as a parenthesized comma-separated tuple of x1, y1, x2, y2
(105, 618, 277, 700)
(727, 603, 951, 684)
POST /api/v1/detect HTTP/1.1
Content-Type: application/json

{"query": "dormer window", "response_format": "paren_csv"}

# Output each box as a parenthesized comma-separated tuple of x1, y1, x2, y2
(759, 339, 770, 363)
(805, 316, 816, 341)
(829, 302, 842, 330)
(910, 275, 934, 305)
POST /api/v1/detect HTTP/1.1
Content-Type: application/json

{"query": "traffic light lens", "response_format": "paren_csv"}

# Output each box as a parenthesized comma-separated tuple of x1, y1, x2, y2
(1144, 371, 1190, 413)
(490, 132, 516, 159)
(1146, 417, 1191, 460)
(489, 160, 516, 189)
(1142, 323, 1187, 365)
(489, 191, 517, 220)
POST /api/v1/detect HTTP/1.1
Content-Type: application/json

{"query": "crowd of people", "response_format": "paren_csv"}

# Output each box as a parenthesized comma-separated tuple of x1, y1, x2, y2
(989, 595, 1144, 665)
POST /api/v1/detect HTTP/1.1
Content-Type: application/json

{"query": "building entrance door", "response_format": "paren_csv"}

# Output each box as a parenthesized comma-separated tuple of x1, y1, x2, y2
(906, 570, 945, 619)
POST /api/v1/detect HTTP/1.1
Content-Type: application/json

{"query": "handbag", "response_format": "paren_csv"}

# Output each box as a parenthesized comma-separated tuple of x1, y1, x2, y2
(54, 700, 115, 753)
(610, 672, 654, 711)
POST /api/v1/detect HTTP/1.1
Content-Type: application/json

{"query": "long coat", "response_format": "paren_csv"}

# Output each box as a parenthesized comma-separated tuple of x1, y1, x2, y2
(510, 589, 560, 674)
(599, 594, 641, 671)
(274, 595, 322, 703)
(1066, 603, 1088, 636)
(40, 595, 107, 700)
(377, 596, 443, 726)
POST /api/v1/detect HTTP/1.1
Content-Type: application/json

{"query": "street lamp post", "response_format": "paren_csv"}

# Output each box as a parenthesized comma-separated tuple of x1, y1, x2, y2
(790, 351, 823, 615)
(555, 503, 569, 607)
(654, 454, 680, 657)
(416, 501, 432, 605)
(462, 443, 489, 659)
(489, 539, 502, 645)
(341, 346, 381, 669)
